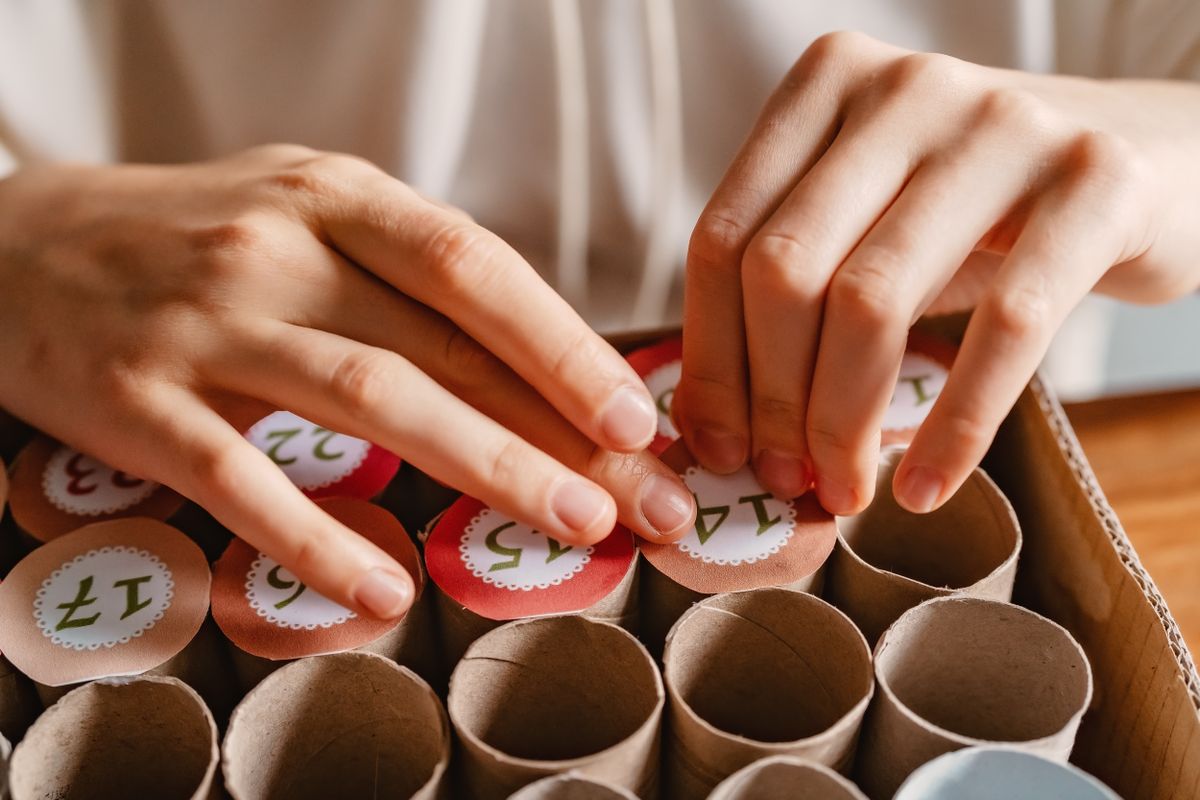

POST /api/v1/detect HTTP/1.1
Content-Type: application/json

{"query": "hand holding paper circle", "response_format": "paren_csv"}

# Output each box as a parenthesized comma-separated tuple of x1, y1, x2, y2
(0, 147, 697, 621)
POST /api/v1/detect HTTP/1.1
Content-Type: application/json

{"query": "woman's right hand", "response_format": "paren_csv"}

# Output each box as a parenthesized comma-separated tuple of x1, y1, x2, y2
(0, 145, 697, 619)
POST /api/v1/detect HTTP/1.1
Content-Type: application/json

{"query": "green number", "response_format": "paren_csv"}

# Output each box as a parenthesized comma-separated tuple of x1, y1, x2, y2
(310, 427, 346, 461)
(738, 493, 781, 536)
(264, 428, 302, 465)
(897, 374, 937, 406)
(485, 522, 523, 571)
(267, 564, 307, 609)
(113, 575, 153, 620)
(656, 387, 674, 418)
(55, 575, 101, 631)
(694, 496, 731, 545)
(545, 537, 573, 564)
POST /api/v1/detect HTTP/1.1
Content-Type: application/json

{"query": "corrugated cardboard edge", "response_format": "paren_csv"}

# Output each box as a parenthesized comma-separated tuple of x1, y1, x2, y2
(999, 376, 1200, 799)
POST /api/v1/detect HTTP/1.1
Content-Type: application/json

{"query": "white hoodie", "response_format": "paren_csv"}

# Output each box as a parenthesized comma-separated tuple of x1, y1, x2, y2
(1, 0, 1198, 347)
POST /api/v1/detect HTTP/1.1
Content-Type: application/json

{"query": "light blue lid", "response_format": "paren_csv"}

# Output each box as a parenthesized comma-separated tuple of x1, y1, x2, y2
(893, 747, 1121, 800)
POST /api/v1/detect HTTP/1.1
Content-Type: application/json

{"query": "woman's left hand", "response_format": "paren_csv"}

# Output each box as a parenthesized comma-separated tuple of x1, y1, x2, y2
(675, 31, 1200, 515)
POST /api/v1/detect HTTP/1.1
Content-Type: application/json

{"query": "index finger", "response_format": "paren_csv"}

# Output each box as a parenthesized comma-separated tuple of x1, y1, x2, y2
(302, 157, 658, 455)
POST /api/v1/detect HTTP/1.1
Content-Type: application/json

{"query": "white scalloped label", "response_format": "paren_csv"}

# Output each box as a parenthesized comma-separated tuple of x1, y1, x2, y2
(42, 447, 158, 516)
(32, 547, 174, 650)
(643, 360, 682, 440)
(245, 555, 356, 630)
(246, 411, 370, 490)
(675, 466, 795, 565)
(885, 352, 948, 431)
(459, 508, 593, 591)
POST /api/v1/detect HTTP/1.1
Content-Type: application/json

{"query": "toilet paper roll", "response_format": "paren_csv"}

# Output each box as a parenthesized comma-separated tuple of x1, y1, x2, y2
(212, 497, 439, 691)
(826, 446, 1021, 645)
(893, 746, 1120, 800)
(507, 773, 639, 800)
(662, 588, 873, 798)
(8, 675, 219, 800)
(0, 518, 231, 718)
(222, 651, 449, 800)
(706, 755, 868, 800)
(449, 616, 663, 800)
(640, 441, 837, 655)
(854, 596, 1093, 799)
(427, 496, 639, 669)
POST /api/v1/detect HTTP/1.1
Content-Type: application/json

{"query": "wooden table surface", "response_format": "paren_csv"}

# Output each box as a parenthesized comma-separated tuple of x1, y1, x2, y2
(1066, 388, 1200, 653)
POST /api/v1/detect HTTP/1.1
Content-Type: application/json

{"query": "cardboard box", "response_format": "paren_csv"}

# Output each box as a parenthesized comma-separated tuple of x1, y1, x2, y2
(611, 323, 1200, 800)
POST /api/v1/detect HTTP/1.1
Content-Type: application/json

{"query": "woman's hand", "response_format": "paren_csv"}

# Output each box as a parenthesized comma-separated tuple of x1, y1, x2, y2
(676, 31, 1200, 515)
(0, 145, 697, 619)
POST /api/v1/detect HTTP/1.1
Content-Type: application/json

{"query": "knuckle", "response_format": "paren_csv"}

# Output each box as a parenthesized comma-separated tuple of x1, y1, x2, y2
(421, 223, 499, 297)
(984, 286, 1047, 341)
(827, 260, 905, 327)
(263, 164, 337, 197)
(936, 411, 997, 457)
(742, 232, 823, 299)
(547, 328, 603, 385)
(803, 30, 871, 72)
(976, 87, 1051, 130)
(806, 419, 865, 460)
(328, 349, 397, 413)
(247, 143, 319, 164)
(487, 438, 530, 489)
(187, 218, 268, 257)
(1068, 131, 1149, 200)
(688, 211, 753, 275)
(285, 536, 328, 584)
(752, 392, 806, 432)
(886, 52, 962, 94)
(188, 443, 249, 502)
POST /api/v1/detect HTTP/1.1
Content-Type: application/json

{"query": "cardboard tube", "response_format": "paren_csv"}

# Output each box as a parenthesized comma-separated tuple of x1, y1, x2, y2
(243, 411, 401, 501)
(894, 746, 1120, 800)
(662, 589, 873, 799)
(0, 518, 227, 719)
(507, 774, 639, 800)
(6, 436, 185, 544)
(222, 651, 449, 800)
(448, 616, 663, 800)
(707, 755, 868, 800)
(212, 497, 439, 692)
(640, 441, 837, 655)
(854, 596, 1094, 800)
(8, 675, 219, 800)
(826, 446, 1021, 645)
(427, 496, 640, 668)
(0, 655, 39, 744)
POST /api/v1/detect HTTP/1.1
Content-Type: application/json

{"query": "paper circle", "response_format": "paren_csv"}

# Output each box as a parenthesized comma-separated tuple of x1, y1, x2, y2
(882, 330, 958, 445)
(426, 496, 636, 621)
(640, 440, 836, 595)
(0, 518, 210, 686)
(211, 498, 422, 660)
(245, 411, 401, 499)
(625, 335, 683, 455)
(7, 436, 185, 542)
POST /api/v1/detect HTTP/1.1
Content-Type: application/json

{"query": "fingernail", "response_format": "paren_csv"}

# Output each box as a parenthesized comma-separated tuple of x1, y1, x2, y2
(551, 478, 611, 533)
(353, 568, 413, 619)
(600, 386, 657, 450)
(693, 427, 747, 474)
(897, 465, 943, 513)
(640, 474, 696, 538)
(755, 450, 812, 499)
(817, 476, 860, 516)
